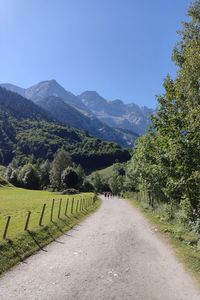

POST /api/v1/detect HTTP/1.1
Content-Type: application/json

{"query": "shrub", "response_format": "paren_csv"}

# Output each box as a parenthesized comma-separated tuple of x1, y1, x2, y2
(62, 188, 80, 195)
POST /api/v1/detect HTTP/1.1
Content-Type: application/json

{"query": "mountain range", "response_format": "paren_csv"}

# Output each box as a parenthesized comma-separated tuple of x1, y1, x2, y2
(0, 80, 153, 147)
(0, 87, 130, 171)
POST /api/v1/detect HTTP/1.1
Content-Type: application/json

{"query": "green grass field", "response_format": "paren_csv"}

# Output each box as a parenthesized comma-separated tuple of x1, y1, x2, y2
(90, 165, 114, 178)
(0, 186, 94, 240)
(0, 186, 101, 275)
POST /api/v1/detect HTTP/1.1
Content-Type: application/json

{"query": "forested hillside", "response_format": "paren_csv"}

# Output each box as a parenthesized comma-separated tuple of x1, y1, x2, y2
(0, 87, 130, 171)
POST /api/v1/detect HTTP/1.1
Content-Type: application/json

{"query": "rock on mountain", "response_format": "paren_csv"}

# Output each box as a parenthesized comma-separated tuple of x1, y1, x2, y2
(79, 91, 153, 135)
(37, 96, 138, 147)
(0, 80, 152, 145)
(1, 80, 88, 112)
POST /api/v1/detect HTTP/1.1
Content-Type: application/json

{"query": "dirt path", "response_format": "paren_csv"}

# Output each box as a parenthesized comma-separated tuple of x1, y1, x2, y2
(0, 196, 199, 300)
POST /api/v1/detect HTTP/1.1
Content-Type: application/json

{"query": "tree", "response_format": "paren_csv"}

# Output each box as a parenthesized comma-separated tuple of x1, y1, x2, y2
(126, 0, 200, 218)
(61, 167, 79, 188)
(75, 164, 85, 188)
(19, 163, 40, 189)
(89, 172, 103, 193)
(108, 163, 125, 195)
(50, 149, 72, 190)
(39, 160, 51, 188)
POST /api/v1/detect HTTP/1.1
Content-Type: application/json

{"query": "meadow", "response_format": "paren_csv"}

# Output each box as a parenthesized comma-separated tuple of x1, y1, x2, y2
(0, 186, 94, 240)
(0, 186, 100, 274)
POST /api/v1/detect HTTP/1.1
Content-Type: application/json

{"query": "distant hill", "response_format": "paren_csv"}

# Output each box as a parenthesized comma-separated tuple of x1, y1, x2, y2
(0, 87, 130, 171)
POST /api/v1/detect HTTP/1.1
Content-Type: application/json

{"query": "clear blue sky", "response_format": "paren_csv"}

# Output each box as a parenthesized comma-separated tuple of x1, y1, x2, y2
(0, 0, 191, 107)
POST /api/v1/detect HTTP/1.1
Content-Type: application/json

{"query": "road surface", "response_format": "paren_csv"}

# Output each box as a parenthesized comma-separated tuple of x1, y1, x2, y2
(0, 196, 199, 300)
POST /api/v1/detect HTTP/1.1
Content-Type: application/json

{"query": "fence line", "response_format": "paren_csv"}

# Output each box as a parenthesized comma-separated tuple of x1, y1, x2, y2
(1, 196, 96, 241)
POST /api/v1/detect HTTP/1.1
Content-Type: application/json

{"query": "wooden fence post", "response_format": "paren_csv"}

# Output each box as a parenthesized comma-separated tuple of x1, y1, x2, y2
(65, 199, 69, 216)
(58, 199, 62, 219)
(39, 204, 46, 226)
(71, 198, 74, 214)
(80, 199, 82, 211)
(76, 199, 79, 214)
(83, 199, 86, 210)
(3, 216, 11, 240)
(82, 199, 84, 210)
(24, 211, 31, 231)
(50, 199, 55, 221)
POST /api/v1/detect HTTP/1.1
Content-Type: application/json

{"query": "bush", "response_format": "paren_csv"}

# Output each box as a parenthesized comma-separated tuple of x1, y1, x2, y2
(61, 167, 79, 189)
(61, 188, 80, 195)
(0, 176, 9, 186)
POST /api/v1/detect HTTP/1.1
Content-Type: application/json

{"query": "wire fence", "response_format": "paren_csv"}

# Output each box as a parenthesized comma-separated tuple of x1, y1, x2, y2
(0, 196, 96, 241)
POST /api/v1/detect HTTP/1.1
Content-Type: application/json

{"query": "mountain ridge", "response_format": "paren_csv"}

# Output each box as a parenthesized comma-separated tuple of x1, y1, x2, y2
(0, 80, 153, 143)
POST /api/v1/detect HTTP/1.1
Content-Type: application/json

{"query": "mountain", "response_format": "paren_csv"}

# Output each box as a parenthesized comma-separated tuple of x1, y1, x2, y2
(37, 96, 138, 147)
(79, 91, 153, 135)
(0, 87, 130, 171)
(1, 82, 138, 147)
(0, 80, 152, 143)
(25, 80, 88, 112)
(1, 80, 88, 112)
(0, 83, 26, 97)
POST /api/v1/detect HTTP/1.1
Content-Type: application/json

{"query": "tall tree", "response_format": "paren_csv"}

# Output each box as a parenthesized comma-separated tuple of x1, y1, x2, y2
(127, 0, 200, 217)
(50, 149, 72, 190)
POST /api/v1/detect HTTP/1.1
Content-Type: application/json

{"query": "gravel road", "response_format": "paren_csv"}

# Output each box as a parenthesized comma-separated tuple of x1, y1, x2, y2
(0, 196, 199, 300)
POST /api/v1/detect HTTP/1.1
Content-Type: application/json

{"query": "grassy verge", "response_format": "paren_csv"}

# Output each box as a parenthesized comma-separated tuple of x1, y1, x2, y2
(125, 193, 200, 284)
(0, 187, 101, 275)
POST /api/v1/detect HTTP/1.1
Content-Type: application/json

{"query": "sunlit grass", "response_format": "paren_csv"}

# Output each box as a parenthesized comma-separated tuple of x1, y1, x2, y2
(0, 186, 101, 275)
(0, 186, 93, 239)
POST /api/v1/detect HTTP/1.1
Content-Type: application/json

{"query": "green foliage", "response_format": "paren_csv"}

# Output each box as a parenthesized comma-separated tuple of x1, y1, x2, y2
(108, 164, 125, 195)
(19, 163, 40, 189)
(50, 149, 72, 190)
(0, 176, 10, 187)
(61, 167, 79, 189)
(88, 162, 127, 194)
(126, 1, 200, 226)
(39, 160, 51, 188)
(89, 172, 103, 193)
(179, 197, 193, 225)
